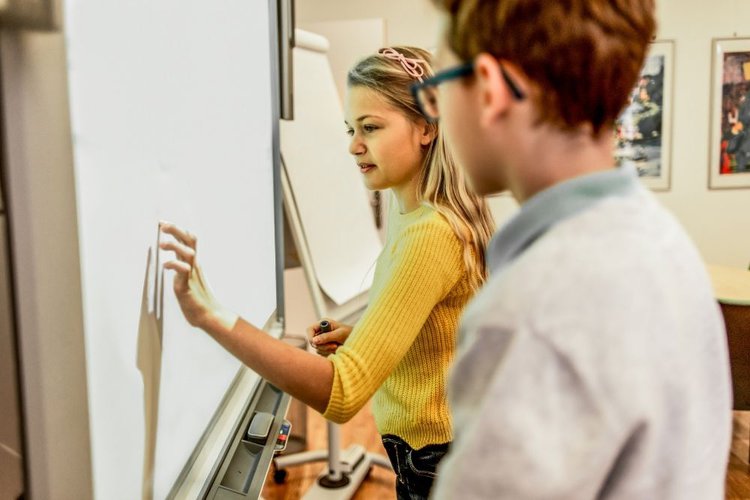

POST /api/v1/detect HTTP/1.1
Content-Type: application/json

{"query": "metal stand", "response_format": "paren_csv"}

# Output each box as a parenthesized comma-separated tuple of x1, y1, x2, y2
(272, 422, 392, 499)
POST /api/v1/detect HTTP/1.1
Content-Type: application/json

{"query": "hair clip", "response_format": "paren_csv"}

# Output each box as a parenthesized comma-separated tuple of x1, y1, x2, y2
(379, 48, 427, 83)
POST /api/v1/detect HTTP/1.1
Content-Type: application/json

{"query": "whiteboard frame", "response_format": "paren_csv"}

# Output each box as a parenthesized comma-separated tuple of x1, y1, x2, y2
(169, 317, 284, 499)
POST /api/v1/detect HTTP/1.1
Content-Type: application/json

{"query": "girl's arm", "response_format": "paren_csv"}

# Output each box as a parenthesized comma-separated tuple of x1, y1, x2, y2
(160, 222, 333, 413)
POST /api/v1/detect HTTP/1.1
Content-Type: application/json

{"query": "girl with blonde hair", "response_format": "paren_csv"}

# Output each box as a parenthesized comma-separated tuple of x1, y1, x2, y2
(161, 46, 494, 499)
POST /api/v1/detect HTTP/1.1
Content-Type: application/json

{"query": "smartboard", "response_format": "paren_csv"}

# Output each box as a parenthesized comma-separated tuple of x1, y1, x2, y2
(63, 1, 278, 498)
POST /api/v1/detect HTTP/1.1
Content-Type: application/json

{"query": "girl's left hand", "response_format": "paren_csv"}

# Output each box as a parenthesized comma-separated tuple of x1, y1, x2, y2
(160, 222, 237, 333)
(306, 319, 352, 357)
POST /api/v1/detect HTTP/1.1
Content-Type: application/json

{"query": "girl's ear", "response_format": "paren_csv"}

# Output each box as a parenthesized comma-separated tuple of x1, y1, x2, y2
(418, 119, 437, 146)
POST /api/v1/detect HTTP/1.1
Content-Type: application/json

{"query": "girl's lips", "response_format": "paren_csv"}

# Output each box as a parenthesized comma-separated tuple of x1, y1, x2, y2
(359, 163, 376, 173)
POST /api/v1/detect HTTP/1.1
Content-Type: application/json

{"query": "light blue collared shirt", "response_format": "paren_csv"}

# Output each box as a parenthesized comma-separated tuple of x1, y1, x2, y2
(487, 166, 639, 273)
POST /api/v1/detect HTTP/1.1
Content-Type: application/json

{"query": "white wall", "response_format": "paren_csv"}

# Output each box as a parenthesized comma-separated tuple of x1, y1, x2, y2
(653, 0, 750, 268)
(297, 0, 440, 48)
(299, 0, 750, 269)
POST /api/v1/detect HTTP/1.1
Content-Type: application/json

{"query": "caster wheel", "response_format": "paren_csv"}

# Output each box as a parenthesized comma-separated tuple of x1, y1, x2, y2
(273, 468, 288, 484)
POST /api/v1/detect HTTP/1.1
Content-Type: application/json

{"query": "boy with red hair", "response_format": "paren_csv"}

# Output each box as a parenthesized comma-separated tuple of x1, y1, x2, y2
(410, 1, 733, 498)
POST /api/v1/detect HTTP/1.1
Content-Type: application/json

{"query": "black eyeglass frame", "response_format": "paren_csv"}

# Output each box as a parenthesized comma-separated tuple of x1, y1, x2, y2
(410, 61, 526, 121)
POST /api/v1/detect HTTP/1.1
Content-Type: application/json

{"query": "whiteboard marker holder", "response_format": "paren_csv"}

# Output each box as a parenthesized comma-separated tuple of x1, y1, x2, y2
(203, 382, 291, 499)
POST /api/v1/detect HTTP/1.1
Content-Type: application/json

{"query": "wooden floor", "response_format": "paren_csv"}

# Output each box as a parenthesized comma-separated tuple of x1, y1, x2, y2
(727, 411, 750, 499)
(263, 408, 750, 500)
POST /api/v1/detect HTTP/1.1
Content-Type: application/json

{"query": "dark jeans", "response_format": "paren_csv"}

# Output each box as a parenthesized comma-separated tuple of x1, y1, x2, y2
(381, 434, 450, 500)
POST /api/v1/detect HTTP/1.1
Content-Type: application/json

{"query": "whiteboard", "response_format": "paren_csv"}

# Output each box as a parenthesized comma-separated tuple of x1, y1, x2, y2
(280, 30, 383, 305)
(63, 1, 277, 498)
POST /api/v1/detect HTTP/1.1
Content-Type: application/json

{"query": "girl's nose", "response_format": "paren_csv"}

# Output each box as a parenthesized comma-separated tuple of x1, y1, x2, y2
(349, 135, 365, 156)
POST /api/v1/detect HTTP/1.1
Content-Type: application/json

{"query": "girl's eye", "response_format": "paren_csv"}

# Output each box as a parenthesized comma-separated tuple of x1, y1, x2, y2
(363, 125, 378, 133)
(346, 128, 354, 136)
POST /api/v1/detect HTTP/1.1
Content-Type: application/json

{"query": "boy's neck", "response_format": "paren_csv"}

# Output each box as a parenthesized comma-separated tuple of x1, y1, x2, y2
(507, 125, 616, 203)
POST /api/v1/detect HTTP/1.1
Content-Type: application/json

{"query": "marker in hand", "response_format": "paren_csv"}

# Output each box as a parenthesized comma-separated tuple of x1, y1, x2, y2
(311, 319, 340, 356)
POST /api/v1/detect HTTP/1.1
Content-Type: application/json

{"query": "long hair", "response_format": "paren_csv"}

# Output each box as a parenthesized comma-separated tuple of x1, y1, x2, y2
(348, 46, 495, 289)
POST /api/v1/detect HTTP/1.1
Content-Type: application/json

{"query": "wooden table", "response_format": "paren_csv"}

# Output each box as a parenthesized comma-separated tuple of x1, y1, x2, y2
(707, 265, 750, 412)
(708, 264, 750, 306)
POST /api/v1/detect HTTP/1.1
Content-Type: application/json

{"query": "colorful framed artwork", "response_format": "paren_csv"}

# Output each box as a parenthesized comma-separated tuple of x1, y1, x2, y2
(710, 38, 750, 189)
(615, 40, 674, 191)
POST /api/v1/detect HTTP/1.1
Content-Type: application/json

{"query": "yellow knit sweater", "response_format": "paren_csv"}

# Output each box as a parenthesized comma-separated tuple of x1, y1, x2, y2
(323, 203, 479, 449)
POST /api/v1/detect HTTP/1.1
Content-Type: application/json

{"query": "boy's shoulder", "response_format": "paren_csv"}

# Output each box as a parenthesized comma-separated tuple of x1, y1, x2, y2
(470, 188, 711, 333)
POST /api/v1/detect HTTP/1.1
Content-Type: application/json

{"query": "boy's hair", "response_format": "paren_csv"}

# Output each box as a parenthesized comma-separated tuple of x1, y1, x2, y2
(433, 0, 657, 134)
(348, 47, 495, 289)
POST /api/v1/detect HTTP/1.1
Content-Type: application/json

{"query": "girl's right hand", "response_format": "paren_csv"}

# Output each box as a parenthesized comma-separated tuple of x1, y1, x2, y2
(306, 319, 353, 357)
(160, 221, 238, 334)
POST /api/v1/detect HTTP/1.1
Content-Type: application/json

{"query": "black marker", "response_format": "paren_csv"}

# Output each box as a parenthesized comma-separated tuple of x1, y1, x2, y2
(314, 320, 341, 351)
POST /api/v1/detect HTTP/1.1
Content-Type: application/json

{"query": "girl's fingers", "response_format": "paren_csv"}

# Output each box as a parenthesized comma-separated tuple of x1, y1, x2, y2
(315, 343, 339, 355)
(313, 327, 349, 345)
(160, 222, 198, 249)
(160, 240, 196, 264)
(164, 260, 192, 274)
(313, 336, 343, 347)
(313, 333, 333, 345)
(307, 318, 338, 336)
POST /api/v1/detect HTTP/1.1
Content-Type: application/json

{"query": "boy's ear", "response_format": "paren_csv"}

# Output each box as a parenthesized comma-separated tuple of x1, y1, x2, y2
(474, 53, 521, 127)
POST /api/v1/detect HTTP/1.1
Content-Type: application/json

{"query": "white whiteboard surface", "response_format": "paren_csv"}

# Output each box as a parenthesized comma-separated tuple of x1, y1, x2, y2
(280, 30, 383, 305)
(63, 1, 277, 498)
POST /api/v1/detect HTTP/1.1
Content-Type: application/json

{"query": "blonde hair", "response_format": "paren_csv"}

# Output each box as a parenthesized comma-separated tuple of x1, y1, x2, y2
(348, 46, 495, 288)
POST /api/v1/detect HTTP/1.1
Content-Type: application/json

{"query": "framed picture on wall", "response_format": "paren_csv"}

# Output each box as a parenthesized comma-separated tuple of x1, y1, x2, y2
(615, 40, 674, 191)
(709, 38, 750, 189)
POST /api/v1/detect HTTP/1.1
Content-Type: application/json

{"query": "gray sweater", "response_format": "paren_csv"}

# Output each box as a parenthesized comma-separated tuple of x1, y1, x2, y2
(433, 167, 733, 499)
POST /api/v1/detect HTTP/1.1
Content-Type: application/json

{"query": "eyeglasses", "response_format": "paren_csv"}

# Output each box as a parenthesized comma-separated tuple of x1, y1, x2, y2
(410, 61, 526, 122)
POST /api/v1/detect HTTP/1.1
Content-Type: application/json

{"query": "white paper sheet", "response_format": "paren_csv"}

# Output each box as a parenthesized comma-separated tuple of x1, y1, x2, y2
(280, 31, 384, 305)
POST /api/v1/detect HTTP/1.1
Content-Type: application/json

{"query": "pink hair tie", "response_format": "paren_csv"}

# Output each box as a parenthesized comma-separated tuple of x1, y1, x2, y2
(379, 48, 426, 83)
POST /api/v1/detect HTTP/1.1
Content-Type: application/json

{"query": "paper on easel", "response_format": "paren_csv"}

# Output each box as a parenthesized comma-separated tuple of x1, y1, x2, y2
(281, 31, 384, 305)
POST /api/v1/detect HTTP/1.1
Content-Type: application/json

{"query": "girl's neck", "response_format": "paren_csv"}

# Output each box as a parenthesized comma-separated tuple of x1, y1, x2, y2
(391, 182, 421, 214)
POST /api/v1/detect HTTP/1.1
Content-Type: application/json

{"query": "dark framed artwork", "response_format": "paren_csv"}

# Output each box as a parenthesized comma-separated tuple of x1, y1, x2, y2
(710, 38, 750, 189)
(615, 40, 674, 191)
